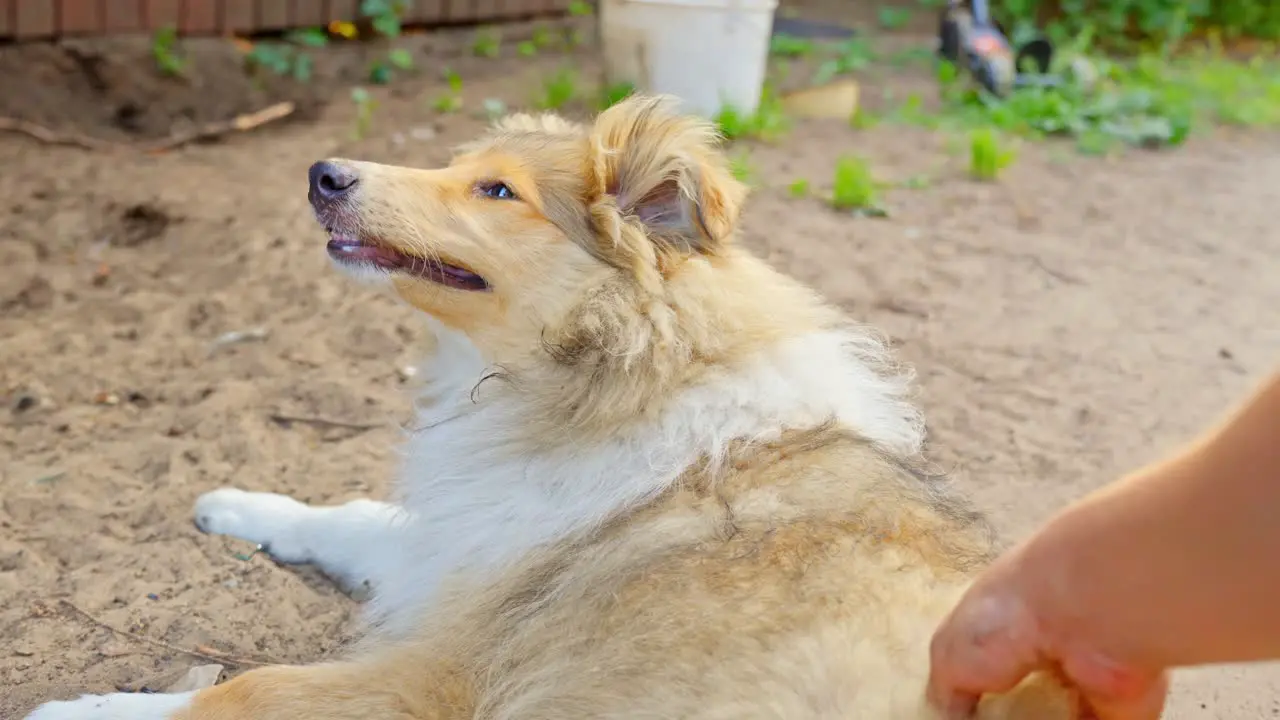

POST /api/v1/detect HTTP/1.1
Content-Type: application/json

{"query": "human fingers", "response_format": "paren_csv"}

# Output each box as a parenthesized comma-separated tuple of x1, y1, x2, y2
(926, 601, 1041, 718)
(1080, 670, 1169, 720)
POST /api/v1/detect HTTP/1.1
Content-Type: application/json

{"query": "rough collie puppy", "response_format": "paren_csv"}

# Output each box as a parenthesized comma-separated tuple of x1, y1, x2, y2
(28, 95, 1077, 720)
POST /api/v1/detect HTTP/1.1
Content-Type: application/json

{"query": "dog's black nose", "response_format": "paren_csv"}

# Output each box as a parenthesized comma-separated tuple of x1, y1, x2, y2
(308, 161, 358, 207)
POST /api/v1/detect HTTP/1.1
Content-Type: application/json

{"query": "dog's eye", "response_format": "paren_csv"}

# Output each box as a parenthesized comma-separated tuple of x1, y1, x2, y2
(479, 181, 518, 200)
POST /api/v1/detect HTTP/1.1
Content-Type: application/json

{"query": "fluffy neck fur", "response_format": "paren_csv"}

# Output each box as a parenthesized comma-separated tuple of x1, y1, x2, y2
(366, 251, 924, 637)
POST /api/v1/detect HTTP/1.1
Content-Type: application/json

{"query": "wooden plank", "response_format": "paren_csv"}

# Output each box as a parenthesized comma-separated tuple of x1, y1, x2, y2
(181, 0, 219, 32)
(0, 0, 12, 36)
(146, 0, 183, 29)
(103, 0, 145, 32)
(55, 0, 98, 35)
(402, 0, 446, 24)
(519, 0, 549, 18)
(15, 0, 57, 37)
(471, 0, 499, 22)
(291, 0, 326, 26)
(220, 0, 256, 32)
(327, 0, 356, 22)
(257, 0, 291, 30)
(445, 0, 477, 22)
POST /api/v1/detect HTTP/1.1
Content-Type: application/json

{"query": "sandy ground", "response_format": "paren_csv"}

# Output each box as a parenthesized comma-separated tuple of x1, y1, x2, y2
(3, 11, 1280, 719)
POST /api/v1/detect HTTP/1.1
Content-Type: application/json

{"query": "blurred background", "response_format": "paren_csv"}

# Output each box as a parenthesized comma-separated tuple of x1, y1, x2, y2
(1, 0, 1278, 716)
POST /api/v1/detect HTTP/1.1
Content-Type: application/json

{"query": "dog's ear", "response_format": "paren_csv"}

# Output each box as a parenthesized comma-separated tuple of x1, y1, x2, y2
(586, 95, 746, 257)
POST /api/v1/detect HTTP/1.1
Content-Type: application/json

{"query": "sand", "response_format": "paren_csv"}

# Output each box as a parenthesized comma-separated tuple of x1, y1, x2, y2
(3, 14, 1279, 719)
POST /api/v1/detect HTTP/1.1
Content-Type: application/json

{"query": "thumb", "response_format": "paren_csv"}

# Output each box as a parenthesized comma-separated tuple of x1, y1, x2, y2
(1062, 650, 1169, 720)
(1086, 672, 1168, 720)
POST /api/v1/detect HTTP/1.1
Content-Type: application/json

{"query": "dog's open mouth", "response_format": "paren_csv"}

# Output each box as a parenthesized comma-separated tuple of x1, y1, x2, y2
(326, 230, 489, 291)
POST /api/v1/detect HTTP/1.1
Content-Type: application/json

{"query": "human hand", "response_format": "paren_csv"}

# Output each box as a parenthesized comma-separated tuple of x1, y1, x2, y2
(926, 540, 1170, 719)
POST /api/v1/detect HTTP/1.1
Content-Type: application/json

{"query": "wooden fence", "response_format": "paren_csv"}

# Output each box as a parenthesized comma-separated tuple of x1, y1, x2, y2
(0, 1, 574, 39)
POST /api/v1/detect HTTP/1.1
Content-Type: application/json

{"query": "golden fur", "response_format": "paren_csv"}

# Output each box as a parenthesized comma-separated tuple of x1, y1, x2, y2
(28, 95, 1079, 720)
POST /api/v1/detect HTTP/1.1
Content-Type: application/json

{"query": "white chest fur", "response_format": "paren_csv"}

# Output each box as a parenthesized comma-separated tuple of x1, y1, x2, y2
(365, 320, 923, 636)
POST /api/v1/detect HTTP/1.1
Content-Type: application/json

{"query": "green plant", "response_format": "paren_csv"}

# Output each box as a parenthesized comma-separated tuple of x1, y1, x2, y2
(728, 150, 756, 185)
(599, 81, 637, 110)
(568, 0, 593, 16)
(911, 44, 1280, 154)
(787, 179, 810, 197)
(432, 69, 465, 113)
(830, 155, 884, 215)
(473, 28, 502, 58)
(849, 107, 880, 129)
(362, 0, 404, 36)
(968, 128, 1017, 180)
(245, 28, 326, 82)
(888, 92, 939, 127)
(531, 25, 558, 49)
(351, 86, 378, 139)
(361, 0, 414, 84)
(714, 88, 789, 141)
(536, 68, 579, 109)
(900, 173, 933, 189)
(813, 38, 876, 85)
(517, 40, 538, 56)
(992, 0, 1280, 50)
(877, 5, 912, 30)
(151, 25, 186, 76)
(769, 33, 816, 57)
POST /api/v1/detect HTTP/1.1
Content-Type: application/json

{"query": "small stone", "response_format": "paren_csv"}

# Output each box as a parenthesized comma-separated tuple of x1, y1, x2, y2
(409, 126, 437, 141)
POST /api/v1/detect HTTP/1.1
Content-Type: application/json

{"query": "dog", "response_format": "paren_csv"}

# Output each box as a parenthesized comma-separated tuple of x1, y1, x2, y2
(26, 94, 1077, 720)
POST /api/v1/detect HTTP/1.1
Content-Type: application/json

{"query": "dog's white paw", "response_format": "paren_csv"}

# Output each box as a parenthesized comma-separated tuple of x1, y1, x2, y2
(25, 691, 195, 720)
(193, 488, 312, 564)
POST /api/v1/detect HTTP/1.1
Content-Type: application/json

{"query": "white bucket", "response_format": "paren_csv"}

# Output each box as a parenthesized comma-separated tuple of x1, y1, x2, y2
(600, 0, 779, 118)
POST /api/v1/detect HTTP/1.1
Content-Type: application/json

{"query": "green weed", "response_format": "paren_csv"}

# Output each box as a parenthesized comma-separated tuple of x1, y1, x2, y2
(714, 89, 789, 142)
(351, 87, 378, 139)
(849, 107, 880, 130)
(877, 5, 912, 30)
(151, 26, 186, 76)
(245, 28, 326, 83)
(432, 69, 465, 113)
(599, 81, 637, 110)
(787, 179, 811, 197)
(813, 38, 876, 85)
(968, 128, 1017, 180)
(568, 0, 593, 16)
(992, 0, 1280, 50)
(900, 174, 933, 189)
(831, 156, 884, 215)
(769, 33, 816, 57)
(362, 0, 414, 84)
(362, 0, 403, 36)
(536, 68, 579, 109)
(531, 26, 558, 49)
(473, 28, 502, 58)
(729, 150, 757, 185)
(921, 46, 1280, 153)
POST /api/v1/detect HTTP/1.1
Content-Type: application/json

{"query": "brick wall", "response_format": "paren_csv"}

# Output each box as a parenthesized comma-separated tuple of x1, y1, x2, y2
(1, 1, 574, 39)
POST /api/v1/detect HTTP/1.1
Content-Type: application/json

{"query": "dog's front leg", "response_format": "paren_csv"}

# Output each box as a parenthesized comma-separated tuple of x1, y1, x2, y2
(193, 488, 408, 597)
(27, 658, 473, 720)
